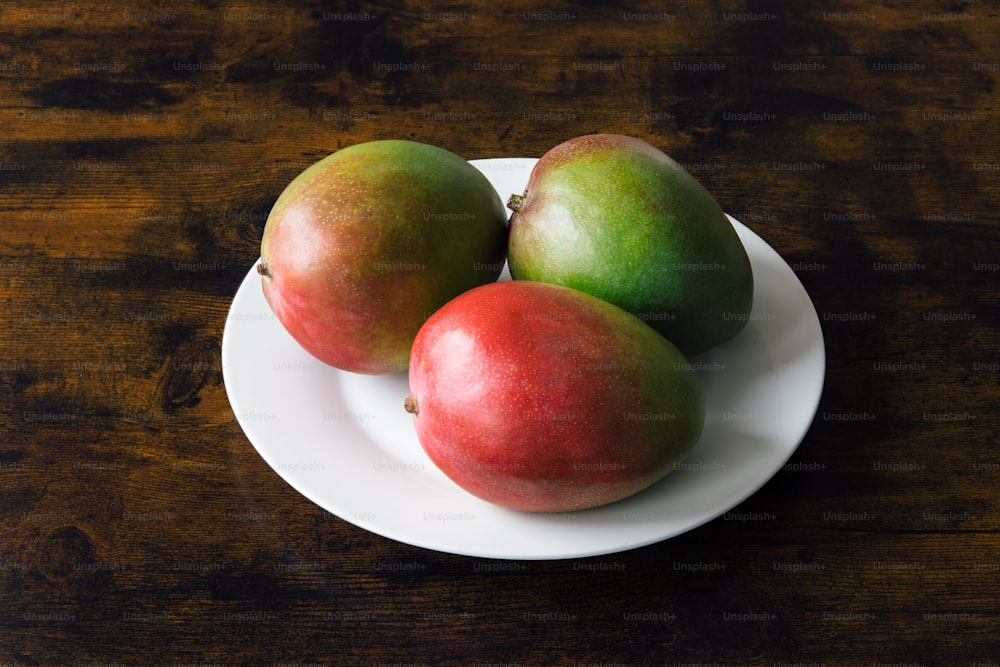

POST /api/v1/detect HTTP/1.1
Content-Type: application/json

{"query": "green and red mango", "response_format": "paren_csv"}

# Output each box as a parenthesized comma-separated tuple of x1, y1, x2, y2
(259, 140, 508, 374)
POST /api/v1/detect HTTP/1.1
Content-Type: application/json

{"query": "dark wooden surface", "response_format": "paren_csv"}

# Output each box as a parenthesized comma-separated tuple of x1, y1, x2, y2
(2, 1, 998, 665)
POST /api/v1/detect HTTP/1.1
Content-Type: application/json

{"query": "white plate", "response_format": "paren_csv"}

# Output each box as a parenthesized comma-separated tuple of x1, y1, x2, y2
(221, 158, 826, 560)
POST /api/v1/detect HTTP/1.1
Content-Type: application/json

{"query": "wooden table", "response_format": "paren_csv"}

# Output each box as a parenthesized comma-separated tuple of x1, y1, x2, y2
(3, 2, 998, 664)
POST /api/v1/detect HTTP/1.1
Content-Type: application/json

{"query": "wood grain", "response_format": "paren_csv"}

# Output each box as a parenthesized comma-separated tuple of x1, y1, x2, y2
(1, 1, 998, 665)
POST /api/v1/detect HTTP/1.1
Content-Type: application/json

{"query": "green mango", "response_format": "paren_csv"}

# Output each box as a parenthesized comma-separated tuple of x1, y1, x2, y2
(507, 134, 753, 356)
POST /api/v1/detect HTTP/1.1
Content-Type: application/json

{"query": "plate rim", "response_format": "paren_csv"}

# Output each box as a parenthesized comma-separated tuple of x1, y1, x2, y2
(222, 157, 827, 560)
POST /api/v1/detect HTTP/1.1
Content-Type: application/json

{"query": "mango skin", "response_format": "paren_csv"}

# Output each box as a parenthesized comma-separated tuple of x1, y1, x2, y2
(406, 280, 705, 513)
(507, 134, 753, 356)
(260, 140, 508, 374)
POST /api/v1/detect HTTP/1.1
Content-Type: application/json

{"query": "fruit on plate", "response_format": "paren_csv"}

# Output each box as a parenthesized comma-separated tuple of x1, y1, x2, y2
(258, 140, 508, 374)
(506, 133, 753, 356)
(404, 280, 705, 513)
